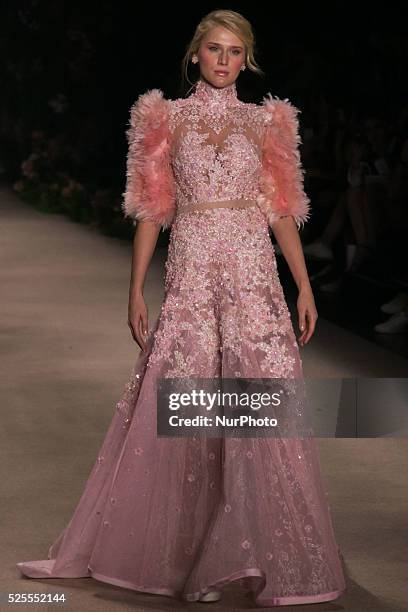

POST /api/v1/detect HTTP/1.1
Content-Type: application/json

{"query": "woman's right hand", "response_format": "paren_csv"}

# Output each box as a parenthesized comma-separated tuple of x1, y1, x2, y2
(128, 292, 149, 351)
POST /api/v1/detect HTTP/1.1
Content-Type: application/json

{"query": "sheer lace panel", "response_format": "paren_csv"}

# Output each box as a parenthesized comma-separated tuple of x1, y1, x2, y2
(169, 90, 266, 213)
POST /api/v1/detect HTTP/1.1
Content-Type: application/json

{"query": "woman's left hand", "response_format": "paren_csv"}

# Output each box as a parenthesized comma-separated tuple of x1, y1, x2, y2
(297, 285, 318, 346)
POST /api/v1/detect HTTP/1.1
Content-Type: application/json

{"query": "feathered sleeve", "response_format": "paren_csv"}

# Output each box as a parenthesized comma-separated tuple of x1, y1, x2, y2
(121, 89, 176, 231)
(256, 94, 311, 231)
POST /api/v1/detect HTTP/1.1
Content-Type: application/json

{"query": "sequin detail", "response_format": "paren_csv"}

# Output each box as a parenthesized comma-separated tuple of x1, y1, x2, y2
(147, 206, 297, 379)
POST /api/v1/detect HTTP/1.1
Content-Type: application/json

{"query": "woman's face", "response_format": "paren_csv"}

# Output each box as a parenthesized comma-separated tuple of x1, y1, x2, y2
(196, 26, 246, 89)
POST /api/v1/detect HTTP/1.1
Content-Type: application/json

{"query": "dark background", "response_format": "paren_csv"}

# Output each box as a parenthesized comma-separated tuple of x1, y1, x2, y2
(1, 1, 407, 186)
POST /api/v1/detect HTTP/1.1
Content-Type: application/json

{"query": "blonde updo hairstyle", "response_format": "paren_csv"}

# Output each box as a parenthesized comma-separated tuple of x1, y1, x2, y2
(181, 10, 264, 89)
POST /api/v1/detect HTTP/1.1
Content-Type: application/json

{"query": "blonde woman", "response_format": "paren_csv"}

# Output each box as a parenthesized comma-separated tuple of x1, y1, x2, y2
(18, 10, 346, 607)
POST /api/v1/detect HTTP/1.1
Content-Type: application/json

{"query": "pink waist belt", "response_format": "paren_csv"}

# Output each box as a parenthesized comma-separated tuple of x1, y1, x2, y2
(177, 199, 257, 215)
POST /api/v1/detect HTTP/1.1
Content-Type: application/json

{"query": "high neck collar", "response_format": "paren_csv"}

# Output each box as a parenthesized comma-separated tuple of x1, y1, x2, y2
(191, 78, 238, 106)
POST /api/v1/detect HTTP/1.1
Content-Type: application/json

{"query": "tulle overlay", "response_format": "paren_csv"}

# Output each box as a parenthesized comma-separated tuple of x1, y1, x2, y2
(17, 207, 346, 606)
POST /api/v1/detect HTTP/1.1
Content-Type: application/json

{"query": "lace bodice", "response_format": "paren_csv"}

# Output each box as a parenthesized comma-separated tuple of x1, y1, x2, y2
(169, 80, 265, 209)
(122, 79, 311, 231)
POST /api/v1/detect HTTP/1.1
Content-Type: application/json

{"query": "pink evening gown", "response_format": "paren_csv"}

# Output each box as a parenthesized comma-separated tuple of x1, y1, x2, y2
(17, 78, 346, 606)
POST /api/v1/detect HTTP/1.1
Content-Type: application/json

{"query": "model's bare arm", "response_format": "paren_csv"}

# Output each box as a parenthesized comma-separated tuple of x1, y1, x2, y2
(271, 216, 318, 346)
(128, 220, 161, 351)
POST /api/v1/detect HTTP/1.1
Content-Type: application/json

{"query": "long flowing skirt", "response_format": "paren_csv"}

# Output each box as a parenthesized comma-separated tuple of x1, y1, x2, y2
(17, 206, 346, 606)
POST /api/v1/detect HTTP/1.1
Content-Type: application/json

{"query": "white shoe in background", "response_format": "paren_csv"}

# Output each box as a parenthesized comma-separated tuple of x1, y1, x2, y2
(374, 311, 408, 334)
(199, 590, 222, 602)
(380, 292, 408, 315)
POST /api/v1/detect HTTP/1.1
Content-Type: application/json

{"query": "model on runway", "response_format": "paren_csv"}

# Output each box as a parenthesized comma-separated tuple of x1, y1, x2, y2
(17, 9, 346, 607)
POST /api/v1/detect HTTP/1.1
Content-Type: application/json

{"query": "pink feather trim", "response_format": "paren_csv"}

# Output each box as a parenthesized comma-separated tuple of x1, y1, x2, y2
(122, 89, 176, 231)
(256, 93, 311, 231)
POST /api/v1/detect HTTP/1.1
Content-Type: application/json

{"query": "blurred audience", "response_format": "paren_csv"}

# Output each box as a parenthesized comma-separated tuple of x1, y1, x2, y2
(300, 100, 408, 334)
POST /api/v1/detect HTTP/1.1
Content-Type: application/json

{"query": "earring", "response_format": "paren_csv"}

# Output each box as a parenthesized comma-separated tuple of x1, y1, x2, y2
(192, 56, 198, 64)
(241, 65, 246, 71)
